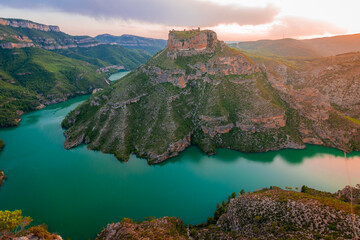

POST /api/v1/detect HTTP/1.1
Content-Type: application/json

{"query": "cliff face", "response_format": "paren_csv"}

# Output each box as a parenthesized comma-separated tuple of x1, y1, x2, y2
(0, 18, 60, 32)
(167, 29, 218, 52)
(0, 17, 101, 50)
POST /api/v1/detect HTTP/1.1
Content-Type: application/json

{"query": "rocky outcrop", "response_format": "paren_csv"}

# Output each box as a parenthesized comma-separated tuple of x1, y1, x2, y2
(96, 217, 188, 240)
(337, 184, 360, 204)
(0, 18, 60, 32)
(168, 29, 218, 52)
(216, 188, 360, 239)
(0, 171, 6, 187)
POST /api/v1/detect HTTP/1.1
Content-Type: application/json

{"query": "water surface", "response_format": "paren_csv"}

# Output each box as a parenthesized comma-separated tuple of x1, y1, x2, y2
(0, 95, 359, 239)
(108, 71, 130, 81)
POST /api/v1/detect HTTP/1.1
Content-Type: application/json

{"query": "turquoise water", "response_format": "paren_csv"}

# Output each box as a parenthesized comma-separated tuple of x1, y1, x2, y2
(0, 95, 359, 239)
(108, 71, 130, 81)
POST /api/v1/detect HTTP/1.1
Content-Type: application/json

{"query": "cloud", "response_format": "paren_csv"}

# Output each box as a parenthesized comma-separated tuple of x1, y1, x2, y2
(213, 16, 347, 41)
(0, 0, 280, 27)
(268, 16, 347, 38)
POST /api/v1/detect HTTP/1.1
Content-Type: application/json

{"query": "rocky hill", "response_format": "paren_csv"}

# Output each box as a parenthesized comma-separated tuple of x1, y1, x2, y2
(62, 29, 360, 163)
(95, 34, 167, 55)
(96, 185, 360, 240)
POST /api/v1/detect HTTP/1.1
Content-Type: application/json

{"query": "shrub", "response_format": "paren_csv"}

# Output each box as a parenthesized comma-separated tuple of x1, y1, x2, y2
(0, 210, 32, 238)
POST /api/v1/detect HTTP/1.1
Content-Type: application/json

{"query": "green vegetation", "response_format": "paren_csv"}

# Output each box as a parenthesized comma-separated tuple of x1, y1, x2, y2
(0, 47, 108, 127)
(0, 210, 59, 240)
(0, 210, 32, 239)
(53, 44, 151, 69)
(172, 30, 202, 39)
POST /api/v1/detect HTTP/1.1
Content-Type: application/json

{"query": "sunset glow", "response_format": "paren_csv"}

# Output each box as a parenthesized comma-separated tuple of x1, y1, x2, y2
(0, 0, 359, 41)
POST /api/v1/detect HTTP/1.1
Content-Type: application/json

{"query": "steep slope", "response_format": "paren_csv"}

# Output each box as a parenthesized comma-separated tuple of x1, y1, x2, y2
(0, 47, 108, 127)
(63, 29, 305, 163)
(261, 52, 360, 152)
(95, 34, 167, 55)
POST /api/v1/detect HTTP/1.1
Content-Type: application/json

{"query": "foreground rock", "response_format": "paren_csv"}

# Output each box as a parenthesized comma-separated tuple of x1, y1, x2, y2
(96, 185, 360, 240)
(96, 217, 188, 240)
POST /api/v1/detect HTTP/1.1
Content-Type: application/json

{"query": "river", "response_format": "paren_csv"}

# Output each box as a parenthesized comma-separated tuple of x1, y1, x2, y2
(0, 71, 359, 239)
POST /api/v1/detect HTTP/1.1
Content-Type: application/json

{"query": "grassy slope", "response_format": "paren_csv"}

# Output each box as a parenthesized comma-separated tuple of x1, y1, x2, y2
(0, 47, 107, 127)
(53, 44, 151, 69)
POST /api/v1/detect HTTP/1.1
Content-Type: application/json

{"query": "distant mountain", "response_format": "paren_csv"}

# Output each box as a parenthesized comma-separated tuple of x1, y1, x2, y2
(0, 17, 100, 49)
(53, 45, 151, 69)
(0, 17, 151, 127)
(228, 38, 321, 58)
(95, 34, 167, 55)
(303, 33, 360, 56)
(229, 33, 360, 58)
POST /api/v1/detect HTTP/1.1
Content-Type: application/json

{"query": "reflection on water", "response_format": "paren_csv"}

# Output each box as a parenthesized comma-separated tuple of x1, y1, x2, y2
(0, 95, 359, 240)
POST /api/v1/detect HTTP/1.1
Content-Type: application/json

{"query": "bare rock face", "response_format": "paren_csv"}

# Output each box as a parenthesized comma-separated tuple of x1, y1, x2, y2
(167, 29, 218, 51)
(337, 184, 360, 204)
(0, 18, 60, 32)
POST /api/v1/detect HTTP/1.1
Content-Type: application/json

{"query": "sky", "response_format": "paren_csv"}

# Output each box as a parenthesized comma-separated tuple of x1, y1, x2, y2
(0, 0, 358, 41)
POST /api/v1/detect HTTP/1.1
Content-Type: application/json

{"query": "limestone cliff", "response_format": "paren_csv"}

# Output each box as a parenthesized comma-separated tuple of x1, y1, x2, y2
(0, 17, 100, 50)
(62, 29, 360, 164)
(0, 18, 60, 32)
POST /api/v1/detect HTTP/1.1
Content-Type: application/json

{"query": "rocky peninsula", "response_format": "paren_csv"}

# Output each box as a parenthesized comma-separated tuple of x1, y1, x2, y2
(63, 29, 360, 164)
